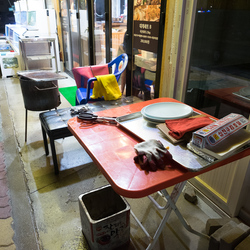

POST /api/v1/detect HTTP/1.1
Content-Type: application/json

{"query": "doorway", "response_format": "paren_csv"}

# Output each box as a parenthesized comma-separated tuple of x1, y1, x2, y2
(60, 0, 127, 71)
(59, 0, 166, 99)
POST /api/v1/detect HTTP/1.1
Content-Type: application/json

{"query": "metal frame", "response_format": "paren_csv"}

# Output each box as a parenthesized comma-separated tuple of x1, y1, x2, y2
(154, 0, 167, 98)
(87, 0, 95, 65)
(75, 0, 82, 67)
(59, 0, 73, 74)
(105, 0, 112, 63)
(130, 181, 210, 250)
(125, 0, 134, 97)
(19, 38, 58, 72)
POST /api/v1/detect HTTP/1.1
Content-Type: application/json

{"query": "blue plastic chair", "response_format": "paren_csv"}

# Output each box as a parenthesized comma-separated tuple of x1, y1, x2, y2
(72, 53, 128, 105)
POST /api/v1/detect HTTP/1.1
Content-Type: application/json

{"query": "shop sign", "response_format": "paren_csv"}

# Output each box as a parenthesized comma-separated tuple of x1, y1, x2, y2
(133, 0, 161, 53)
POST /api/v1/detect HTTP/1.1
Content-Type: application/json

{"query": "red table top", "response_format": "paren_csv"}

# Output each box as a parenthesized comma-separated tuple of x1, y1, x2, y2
(68, 98, 250, 198)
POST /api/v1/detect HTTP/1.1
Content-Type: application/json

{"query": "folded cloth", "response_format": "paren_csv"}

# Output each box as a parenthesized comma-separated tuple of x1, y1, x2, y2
(72, 64, 109, 88)
(91, 74, 122, 101)
(165, 116, 214, 140)
(134, 139, 172, 172)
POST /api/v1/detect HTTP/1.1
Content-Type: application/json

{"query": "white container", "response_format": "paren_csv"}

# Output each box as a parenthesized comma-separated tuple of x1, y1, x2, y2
(78, 185, 130, 250)
(0, 51, 20, 78)
(192, 113, 250, 148)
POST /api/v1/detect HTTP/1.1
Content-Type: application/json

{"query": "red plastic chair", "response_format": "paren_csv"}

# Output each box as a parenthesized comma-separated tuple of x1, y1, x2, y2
(72, 53, 128, 105)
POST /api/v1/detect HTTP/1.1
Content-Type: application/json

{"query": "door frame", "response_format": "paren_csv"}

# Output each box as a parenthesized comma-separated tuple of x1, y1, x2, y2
(59, 0, 73, 74)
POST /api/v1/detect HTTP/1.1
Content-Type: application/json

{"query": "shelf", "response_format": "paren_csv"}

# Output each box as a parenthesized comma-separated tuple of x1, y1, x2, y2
(26, 55, 55, 61)
(20, 37, 58, 72)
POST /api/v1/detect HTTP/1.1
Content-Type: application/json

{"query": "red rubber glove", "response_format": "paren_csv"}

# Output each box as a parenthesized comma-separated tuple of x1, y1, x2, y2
(134, 139, 172, 171)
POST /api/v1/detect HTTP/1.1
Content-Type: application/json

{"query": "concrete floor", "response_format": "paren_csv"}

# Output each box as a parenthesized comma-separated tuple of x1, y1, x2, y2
(0, 73, 223, 250)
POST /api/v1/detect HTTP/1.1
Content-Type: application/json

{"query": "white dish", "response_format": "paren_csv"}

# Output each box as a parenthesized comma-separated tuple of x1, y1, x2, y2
(141, 109, 167, 123)
(141, 113, 162, 124)
(239, 87, 250, 96)
(141, 102, 193, 122)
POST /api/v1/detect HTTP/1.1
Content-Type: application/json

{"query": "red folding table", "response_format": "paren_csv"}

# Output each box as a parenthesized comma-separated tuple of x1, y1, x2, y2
(68, 97, 250, 249)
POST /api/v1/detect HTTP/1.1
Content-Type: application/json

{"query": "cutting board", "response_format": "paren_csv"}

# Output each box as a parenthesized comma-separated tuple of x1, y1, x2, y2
(157, 123, 186, 144)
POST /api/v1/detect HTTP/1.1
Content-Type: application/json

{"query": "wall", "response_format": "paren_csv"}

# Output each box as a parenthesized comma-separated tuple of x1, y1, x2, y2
(0, 1, 15, 34)
(238, 160, 250, 225)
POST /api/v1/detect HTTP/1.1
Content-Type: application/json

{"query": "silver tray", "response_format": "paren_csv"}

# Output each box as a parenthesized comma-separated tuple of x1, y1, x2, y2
(17, 70, 67, 81)
(116, 112, 217, 172)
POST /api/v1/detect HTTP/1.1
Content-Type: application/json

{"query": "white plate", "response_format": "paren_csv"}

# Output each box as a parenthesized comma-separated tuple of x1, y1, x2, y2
(141, 109, 167, 123)
(141, 102, 193, 122)
(141, 112, 162, 124)
(239, 87, 250, 96)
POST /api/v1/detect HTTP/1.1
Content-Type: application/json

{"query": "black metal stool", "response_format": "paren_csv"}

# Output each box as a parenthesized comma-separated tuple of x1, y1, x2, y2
(39, 108, 74, 174)
(39, 96, 142, 174)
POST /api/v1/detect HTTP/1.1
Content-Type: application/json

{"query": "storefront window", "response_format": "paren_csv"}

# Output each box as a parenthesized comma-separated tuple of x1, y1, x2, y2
(112, 0, 127, 61)
(185, 1, 250, 119)
(60, 0, 72, 71)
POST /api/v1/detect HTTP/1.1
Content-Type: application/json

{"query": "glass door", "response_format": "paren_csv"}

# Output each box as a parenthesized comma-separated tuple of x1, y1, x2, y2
(60, 0, 72, 72)
(69, 0, 81, 68)
(93, 0, 106, 65)
(92, 0, 128, 65)
(131, 0, 166, 100)
(62, 0, 127, 68)
(110, 0, 127, 93)
(79, 0, 89, 66)
(59, 0, 165, 100)
(60, 0, 82, 73)
(111, 0, 127, 60)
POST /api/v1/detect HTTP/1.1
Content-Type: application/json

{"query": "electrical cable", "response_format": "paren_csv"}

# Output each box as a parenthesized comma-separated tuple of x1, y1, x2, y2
(7, 0, 13, 7)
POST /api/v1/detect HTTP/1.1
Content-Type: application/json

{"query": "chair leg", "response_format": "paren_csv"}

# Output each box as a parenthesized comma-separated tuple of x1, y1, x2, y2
(25, 109, 28, 142)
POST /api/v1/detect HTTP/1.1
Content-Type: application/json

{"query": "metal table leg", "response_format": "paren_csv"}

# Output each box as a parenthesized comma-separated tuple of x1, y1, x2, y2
(130, 181, 210, 250)
(25, 109, 28, 142)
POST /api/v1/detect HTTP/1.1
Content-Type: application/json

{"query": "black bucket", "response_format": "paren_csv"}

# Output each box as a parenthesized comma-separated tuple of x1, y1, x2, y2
(19, 76, 61, 111)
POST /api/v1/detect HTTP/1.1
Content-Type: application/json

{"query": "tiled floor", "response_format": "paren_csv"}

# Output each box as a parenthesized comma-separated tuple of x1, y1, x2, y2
(0, 140, 15, 250)
(0, 73, 225, 250)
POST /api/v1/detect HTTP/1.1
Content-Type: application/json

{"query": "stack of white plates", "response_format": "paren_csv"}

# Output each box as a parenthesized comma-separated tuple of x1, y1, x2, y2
(141, 102, 193, 123)
(238, 87, 250, 96)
